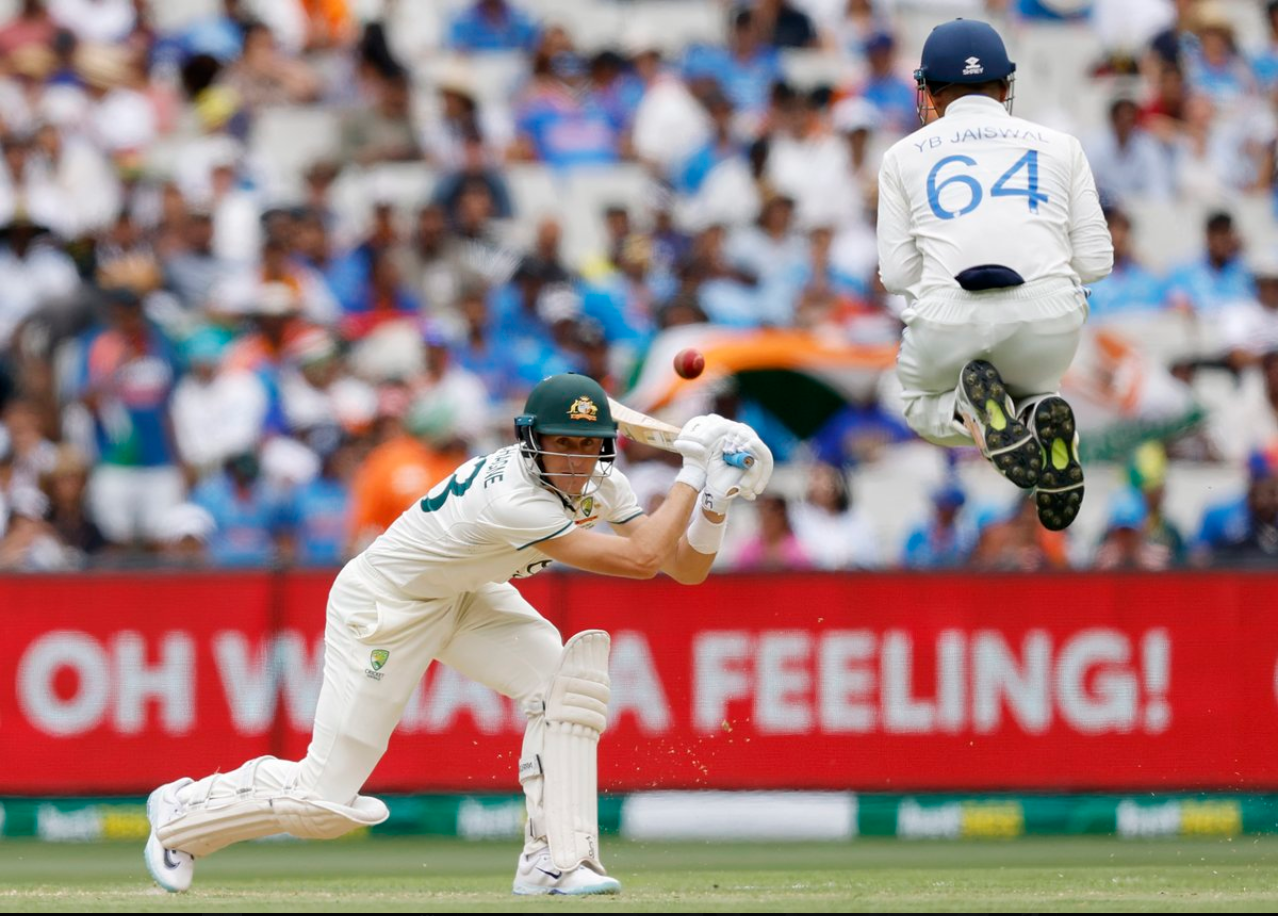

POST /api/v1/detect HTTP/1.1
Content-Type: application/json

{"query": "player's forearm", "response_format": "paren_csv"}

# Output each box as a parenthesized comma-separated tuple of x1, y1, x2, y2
(626, 483, 699, 572)
(665, 506, 726, 585)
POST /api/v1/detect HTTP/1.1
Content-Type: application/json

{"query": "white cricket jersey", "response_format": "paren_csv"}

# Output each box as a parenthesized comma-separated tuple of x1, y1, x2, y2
(877, 95, 1113, 302)
(360, 444, 642, 599)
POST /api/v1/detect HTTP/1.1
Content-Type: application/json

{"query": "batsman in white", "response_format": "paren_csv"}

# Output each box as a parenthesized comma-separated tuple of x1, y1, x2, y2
(877, 18, 1113, 530)
(143, 373, 772, 896)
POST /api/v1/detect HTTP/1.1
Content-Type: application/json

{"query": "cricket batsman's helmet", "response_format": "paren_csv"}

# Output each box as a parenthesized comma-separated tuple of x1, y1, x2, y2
(914, 19, 1016, 123)
(915, 18, 1015, 88)
(515, 374, 617, 499)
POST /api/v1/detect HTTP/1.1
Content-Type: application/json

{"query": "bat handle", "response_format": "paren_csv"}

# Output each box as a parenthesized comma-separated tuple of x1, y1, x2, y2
(724, 451, 754, 469)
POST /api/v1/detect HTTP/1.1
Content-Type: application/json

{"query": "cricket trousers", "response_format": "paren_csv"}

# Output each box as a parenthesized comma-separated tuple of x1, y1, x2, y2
(895, 277, 1089, 447)
(167, 555, 564, 849)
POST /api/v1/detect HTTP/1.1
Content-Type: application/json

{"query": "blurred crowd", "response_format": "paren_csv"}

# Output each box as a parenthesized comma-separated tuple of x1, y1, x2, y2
(0, 0, 1275, 574)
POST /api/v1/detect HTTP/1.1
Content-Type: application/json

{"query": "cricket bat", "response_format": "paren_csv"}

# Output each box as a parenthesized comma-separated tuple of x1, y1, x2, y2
(607, 398, 754, 469)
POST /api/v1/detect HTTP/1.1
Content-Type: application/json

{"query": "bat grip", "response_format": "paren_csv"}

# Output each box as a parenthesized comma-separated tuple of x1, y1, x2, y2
(724, 451, 754, 469)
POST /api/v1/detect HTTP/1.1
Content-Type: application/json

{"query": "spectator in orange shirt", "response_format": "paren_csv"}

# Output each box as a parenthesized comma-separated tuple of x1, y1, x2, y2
(346, 391, 471, 552)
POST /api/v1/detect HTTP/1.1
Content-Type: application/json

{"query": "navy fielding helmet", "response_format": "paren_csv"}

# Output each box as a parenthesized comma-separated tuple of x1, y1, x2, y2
(915, 19, 1016, 121)
(515, 373, 617, 500)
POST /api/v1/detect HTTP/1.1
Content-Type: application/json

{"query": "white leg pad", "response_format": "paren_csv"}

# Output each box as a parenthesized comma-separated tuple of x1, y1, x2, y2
(155, 756, 389, 857)
(537, 630, 610, 872)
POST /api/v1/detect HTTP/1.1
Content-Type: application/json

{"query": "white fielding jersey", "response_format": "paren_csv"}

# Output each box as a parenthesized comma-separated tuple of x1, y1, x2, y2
(361, 444, 643, 599)
(877, 95, 1113, 301)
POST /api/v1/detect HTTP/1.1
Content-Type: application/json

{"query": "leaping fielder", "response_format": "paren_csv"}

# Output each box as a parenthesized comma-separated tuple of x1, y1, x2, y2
(877, 19, 1113, 530)
(143, 373, 772, 896)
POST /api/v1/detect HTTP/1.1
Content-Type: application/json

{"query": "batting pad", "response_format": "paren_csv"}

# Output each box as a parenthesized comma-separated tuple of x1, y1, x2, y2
(155, 756, 389, 857)
(542, 630, 611, 871)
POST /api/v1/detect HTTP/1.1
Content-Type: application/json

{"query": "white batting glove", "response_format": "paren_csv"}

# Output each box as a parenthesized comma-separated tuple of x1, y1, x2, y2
(672, 414, 734, 492)
(701, 432, 749, 515)
(726, 422, 774, 501)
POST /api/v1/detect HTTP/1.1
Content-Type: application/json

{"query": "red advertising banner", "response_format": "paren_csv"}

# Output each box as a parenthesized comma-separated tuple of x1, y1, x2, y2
(3, 572, 1278, 794)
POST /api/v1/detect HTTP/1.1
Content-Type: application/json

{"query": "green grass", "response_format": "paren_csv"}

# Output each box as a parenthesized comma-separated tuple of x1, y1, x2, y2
(2, 837, 1278, 912)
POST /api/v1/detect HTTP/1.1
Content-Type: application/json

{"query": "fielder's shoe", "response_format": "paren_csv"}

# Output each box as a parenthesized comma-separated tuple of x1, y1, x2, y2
(1025, 396, 1084, 531)
(513, 846, 621, 896)
(955, 360, 1041, 489)
(144, 778, 195, 893)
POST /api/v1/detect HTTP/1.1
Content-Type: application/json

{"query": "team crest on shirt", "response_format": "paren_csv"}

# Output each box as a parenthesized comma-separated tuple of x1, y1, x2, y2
(568, 396, 599, 421)
(575, 496, 598, 527)
(962, 56, 983, 76)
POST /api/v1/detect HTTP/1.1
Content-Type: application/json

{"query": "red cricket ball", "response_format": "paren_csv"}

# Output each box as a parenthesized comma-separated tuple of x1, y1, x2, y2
(673, 348, 705, 379)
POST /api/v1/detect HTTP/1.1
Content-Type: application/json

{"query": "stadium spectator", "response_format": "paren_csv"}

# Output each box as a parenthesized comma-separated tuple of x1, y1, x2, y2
(766, 87, 857, 229)
(36, 441, 105, 559)
(1128, 440, 1187, 565)
(1169, 93, 1274, 205)
(338, 247, 420, 341)
(0, 1, 58, 57)
(510, 32, 625, 170)
(74, 288, 184, 551)
(446, 0, 539, 54)
(163, 208, 236, 312)
(629, 37, 712, 173)
(49, 0, 134, 45)
(0, 207, 80, 357)
(790, 461, 879, 568)
(755, 0, 819, 49)
(278, 326, 377, 437)
(855, 30, 916, 138)
(1086, 207, 1166, 319)
(170, 327, 268, 482)
(339, 67, 421, 166)
(970, 496, 1070, 572)
(1164, 211, 1254, 314)
(682, 7, 782, 126)
(581, 234, 659, 353)
(1221, 249, 1278, 369)
(1254, 1, 1278, 97)
(726, 194, 808, 327)
(191, 450, 295, 566)
(287, 433, 358, 566)
(1182, 4, 1255, 108)
(1087, 97, 1174, 205)
(731, 492, 814, 570)
(346, 389, 466, 552)
(431, 133, 514, 224)
(901, 483, 971, 569)
(1093, 487, 1173, 570)
(1201, 449, 1278, 568)
(1137, 59, 1189, 143)
(223, 20, 321, 114)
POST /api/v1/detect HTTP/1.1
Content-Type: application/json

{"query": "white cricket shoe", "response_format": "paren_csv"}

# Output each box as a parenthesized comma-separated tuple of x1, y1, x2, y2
(512, 846, 621, 896)
(144, 778, 195, 893)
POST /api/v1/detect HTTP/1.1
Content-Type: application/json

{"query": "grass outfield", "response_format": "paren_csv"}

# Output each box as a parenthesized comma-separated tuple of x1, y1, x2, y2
(2, 836, 1278, 912)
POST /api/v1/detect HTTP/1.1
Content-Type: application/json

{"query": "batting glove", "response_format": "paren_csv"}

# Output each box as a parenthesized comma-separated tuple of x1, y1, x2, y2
(726, 422, 774, 501)
(672, 414, 734, 492)
(701, 432, 750, 515)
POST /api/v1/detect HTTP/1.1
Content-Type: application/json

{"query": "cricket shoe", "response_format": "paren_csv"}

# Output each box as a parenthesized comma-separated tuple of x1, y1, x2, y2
(144, 778, 195, 893)
(955, 360, 1041, 489)
(513, 846, 621, 896)
(1025, 396, 1084, 531)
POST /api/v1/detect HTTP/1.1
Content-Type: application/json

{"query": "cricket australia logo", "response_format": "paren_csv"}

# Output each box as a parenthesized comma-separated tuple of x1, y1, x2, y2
(962, 56, 983, 76)
(366, 649, 390, 681)
(568, 396, 598, 422)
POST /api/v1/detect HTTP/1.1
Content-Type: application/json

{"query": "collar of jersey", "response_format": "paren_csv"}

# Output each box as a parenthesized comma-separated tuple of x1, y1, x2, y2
(943, 95, 1009, 118)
